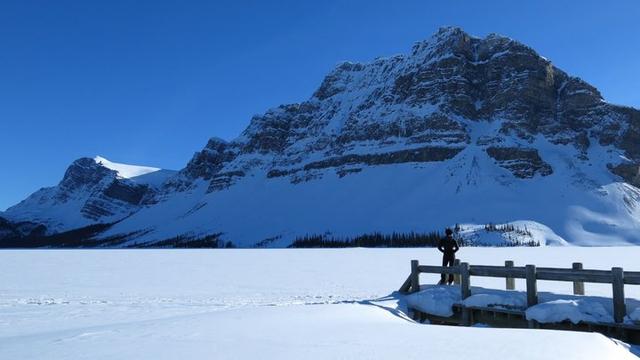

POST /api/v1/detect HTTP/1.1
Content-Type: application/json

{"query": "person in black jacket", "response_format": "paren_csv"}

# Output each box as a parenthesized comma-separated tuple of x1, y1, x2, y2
(438, 228, 459, 285)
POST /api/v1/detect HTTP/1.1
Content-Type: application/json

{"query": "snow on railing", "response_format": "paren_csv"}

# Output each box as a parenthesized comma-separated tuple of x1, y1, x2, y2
(399, 259, 640, 324)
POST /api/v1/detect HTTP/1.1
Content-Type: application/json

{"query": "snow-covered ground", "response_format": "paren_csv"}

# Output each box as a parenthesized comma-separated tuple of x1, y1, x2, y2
(1, 247, 639, 359)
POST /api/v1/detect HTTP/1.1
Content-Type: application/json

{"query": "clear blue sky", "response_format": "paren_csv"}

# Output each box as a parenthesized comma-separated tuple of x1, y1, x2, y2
(1, 0, 639, 211)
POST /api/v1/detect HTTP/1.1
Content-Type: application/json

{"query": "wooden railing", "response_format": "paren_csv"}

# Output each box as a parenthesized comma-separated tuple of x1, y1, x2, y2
(399, 259, 640, 323)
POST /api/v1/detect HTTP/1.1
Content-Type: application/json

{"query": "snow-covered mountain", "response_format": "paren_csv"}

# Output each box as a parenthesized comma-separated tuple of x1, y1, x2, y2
(2, 156, 175, 234)
(3, 27, 640, 247)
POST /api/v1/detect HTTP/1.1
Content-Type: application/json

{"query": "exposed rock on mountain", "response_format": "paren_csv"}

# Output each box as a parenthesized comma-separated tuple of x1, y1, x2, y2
(485, 147, 553, 179)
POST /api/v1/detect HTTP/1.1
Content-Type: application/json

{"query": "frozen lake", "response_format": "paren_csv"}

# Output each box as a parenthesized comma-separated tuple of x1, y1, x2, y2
(1, 247, 639, 359)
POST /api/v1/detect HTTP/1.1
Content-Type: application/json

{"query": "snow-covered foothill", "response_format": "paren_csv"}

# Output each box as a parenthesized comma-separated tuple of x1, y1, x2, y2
(454, 221, 568, 246)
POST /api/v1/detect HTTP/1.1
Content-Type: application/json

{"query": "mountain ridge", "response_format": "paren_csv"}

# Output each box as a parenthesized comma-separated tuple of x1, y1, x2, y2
(3, 27, 640, 247)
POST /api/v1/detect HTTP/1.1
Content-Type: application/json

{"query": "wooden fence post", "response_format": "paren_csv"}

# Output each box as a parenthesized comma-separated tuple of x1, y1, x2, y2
(410, 260, 420, 293)
(453, 259, 461, 285)
(460, 262, 471, 326)
(505, 260, 515, 290)
(460, 262, 471, 299)
(572, 262, 584, 295)
(612, 267, 626, 323)
(526, 265, 538, 307)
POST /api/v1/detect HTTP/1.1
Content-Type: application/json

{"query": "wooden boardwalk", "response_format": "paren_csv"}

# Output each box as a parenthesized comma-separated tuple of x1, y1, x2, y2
(399, 259, 640, 344)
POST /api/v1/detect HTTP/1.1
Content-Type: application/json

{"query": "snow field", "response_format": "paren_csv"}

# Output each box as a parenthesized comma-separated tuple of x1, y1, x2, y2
(1, 247, 639, 359)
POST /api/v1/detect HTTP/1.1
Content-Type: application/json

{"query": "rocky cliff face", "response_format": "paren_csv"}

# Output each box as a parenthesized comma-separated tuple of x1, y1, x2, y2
(170, 27, 638, 188)
(3, 27, 640, 247)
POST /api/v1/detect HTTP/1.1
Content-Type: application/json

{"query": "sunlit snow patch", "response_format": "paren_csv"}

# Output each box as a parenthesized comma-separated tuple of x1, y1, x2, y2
(526, 299, 612, 324)
(94, 156, 161, 179)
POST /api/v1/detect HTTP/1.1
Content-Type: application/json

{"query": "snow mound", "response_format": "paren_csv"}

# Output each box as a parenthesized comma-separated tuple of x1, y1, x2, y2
(630, 308, 640, 323)
(463, 291, 527, 310)
(407, 286, 529, 317)
(406, 286, 459, 317)
(526, 299, 613, 324)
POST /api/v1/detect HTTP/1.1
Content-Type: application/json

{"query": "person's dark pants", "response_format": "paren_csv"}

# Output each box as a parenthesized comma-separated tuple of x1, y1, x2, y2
(440, 253, 455, 284)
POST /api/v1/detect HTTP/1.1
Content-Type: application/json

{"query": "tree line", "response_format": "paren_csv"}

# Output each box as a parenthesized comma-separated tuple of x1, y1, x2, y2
(289, 230, 539, 248)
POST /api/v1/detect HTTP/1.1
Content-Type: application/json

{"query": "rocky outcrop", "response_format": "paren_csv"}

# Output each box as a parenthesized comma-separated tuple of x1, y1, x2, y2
(183, 138, 239, 180)
(268, 145, 463, 180)
(56, 158, 117, 200)
(609, 163, 640, 187)
(181, 26, 637, 190)
(486, 147, 553, 178)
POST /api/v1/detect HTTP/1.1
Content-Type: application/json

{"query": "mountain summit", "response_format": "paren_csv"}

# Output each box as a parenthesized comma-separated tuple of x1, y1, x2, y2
(3, 27, 640, 247)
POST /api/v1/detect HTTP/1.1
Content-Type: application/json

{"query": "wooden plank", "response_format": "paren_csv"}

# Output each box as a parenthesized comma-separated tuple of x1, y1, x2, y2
(460, 262, 471, 300)
(410, 260, 420, 293)
(469, 265, 526, 278)
(449, 263, 633, 284)
(612, 267, 626, 323)
(526, 265, 538, 307)
(453, 259, 461, 285)
(505, 260, 515, 290)
(572, 262, 585, 295)
(418, 265, 459, 274)
(535, 269, 612, 283)
(540, 266, 618, 275)
(624, 272, 640, 285)
(537, 267, 611, 276)
(414, 260, 640, 285)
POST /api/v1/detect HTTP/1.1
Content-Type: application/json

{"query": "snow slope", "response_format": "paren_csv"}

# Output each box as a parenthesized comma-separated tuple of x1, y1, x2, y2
(1, 247, 639, 359)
